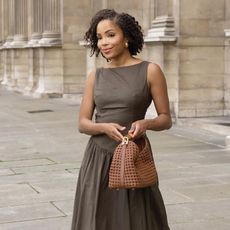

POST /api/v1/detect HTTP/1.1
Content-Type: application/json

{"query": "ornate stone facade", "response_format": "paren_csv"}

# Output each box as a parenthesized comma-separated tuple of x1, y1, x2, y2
(0, 0, 230, 118)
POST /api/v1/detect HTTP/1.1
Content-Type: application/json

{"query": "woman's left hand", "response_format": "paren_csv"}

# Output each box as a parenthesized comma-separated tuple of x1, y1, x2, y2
(128, 120, 147, 139)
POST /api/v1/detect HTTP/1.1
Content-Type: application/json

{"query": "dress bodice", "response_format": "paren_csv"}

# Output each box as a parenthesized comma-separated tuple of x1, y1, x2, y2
(92, 61, 152, 151)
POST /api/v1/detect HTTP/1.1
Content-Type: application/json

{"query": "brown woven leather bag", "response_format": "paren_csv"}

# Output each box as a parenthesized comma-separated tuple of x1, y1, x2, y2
(108, 136, 158, 189)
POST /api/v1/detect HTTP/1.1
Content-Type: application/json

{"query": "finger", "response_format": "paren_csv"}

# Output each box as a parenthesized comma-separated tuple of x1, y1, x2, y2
(118, 126, 126, 131)
(115, 124, 126, 131)
(132, 131, 139, 139)
(128, 125, 136, 139)
(116, 131, 124, 141)
(132, 124, 141, 138)
(129, 123, 136, 132)
(112, 129, 124, 141)
(109, 132, 119, 142)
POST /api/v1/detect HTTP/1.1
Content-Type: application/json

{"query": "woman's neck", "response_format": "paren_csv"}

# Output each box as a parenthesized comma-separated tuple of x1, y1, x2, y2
(108, 53, 138, 68)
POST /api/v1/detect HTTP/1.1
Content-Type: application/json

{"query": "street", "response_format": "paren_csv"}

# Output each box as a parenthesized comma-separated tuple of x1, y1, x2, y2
(0, 86, 230, 230)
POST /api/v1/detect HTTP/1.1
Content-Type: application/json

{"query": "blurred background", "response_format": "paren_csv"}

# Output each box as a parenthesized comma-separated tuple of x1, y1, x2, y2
(0, 0, 230, 120)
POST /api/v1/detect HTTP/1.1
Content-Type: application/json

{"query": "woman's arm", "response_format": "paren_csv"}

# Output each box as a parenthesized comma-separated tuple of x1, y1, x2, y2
(78, 70, 125, 141)
(78, 69, 100, 135)
(129, 63, 172, 138)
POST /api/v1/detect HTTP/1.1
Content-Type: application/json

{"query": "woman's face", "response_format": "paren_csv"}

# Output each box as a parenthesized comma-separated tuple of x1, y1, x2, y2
(96, 19, 128, 60)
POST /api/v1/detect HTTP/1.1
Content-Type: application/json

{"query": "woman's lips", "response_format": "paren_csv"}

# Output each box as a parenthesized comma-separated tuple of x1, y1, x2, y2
(101, 48, 112, 54)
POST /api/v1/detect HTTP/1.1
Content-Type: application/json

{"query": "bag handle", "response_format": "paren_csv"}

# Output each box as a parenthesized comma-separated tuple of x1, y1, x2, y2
(121, 134, 133, 145)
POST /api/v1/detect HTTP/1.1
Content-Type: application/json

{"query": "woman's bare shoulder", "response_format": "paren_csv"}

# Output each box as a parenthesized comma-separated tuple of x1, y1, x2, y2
(86, 69, 97, 83)
(147, 62, 165, 83)
(147, 62, 163, 75)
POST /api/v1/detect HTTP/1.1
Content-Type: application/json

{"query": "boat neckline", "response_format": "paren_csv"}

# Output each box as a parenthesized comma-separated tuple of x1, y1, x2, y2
(102, 61, 145, 69)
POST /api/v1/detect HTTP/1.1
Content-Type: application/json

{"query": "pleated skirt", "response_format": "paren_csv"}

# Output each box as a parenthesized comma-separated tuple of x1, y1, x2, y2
(71, 136, 170, 230)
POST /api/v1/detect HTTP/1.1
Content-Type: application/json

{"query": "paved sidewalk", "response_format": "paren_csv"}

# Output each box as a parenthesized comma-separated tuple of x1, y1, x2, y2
(0, 86, 230, 230)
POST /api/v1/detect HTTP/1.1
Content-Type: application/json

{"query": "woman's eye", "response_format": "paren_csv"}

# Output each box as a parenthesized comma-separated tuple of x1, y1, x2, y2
(108, 33, 115, 37)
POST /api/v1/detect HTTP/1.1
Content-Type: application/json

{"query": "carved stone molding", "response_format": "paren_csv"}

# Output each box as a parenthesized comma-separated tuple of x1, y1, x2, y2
(28, 0, 43, 46)
(144, 16, 176, 42)
(225, 29, 230, 37)
(2, 0, 14, 48)
(11, 0, 28, 48)
(39, 0, 61, 46)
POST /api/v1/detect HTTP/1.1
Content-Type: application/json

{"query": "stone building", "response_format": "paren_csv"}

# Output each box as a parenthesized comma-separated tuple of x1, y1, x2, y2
(0, 0, 230, 119)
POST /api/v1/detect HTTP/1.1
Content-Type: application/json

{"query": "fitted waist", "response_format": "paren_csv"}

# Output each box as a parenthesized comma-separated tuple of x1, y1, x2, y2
(91, 132, 150, 153)
(95, 112, 145, 129)
(91, 134, 119, 152)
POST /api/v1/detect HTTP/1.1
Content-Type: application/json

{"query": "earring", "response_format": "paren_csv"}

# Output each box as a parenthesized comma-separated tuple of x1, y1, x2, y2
(125, 42, 129, 48)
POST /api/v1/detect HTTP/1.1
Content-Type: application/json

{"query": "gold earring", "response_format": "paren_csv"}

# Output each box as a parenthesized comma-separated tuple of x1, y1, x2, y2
(125, 42, 129, 48)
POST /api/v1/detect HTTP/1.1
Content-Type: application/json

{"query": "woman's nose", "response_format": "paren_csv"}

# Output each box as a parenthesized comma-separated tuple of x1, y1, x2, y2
(100, 37, 109, 46)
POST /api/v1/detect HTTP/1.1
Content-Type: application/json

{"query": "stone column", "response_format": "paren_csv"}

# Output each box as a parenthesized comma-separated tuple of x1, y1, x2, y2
(145, 16, 176, 42)
(0, 0, 2, 46)
(79, 41, 96, 76)
(144, 1, 177, 66)
(155, 0, 168, 17)
(102, 0, 107, 8)
(0, 0, 3, 82)
(1, 49, 13, 86)
(142, 0, 155, 34)
(155, 0, 173, 17)
(11, 0, 28, 48)
(28, 0, 43, 46)
(224, 29, 230, 116)
(2, 0, 14, 48)
(144, 14, 177, 118)
(1, 0, 14, 85)
(39, 0, 61, 46)
(33, 47, 63, 97)
(0, 0, 1, 81)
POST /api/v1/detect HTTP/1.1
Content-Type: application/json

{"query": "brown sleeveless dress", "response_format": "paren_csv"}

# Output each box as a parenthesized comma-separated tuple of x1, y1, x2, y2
(71, 61, 170, 230)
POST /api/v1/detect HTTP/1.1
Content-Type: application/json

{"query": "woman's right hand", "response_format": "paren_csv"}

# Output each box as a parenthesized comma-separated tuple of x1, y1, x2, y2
(102, 123, 126, 142)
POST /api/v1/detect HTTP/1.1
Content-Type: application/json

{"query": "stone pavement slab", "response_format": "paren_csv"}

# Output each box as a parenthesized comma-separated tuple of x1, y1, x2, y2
(0, 217, 71, 230)
(171, 219, 230, 230)
(167, 200, 230, 225)
(0, 86, 230, 229)
(0, 203, 65, 224)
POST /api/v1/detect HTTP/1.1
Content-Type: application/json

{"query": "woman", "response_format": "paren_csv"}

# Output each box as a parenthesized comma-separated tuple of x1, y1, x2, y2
(71, 9, 172, 230)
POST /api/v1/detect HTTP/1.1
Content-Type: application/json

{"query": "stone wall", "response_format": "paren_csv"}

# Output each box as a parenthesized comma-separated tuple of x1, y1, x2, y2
(0, 0, 63, 97)
(0, 53, 3, 82)
(0, 0, 230, 118)
(62, 0, 91, 96)
(177, 0, 226, 117)
(225, 34, 230, 116)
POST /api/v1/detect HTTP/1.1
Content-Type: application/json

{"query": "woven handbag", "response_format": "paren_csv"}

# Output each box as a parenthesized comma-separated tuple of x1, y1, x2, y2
(108, 135, 158, 189)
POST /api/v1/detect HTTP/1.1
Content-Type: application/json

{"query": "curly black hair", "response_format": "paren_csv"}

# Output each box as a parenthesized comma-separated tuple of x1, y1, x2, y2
(84, 9, 144, 57)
